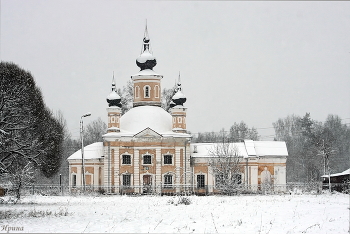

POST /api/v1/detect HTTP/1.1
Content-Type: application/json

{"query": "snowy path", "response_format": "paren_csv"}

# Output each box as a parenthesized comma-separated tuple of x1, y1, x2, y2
(0, 193, 349, 233)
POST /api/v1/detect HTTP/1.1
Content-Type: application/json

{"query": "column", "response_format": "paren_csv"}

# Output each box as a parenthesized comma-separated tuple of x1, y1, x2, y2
(134, 150, 140, 193)
(77, 166, 82, 187)
(250, 165, 258, 191)
(93, 165, 99, 190)
(175, 147, 181, 193)
(103, 143, 111, 193)
(114, 147, 120, 194)
(156, 148, 162, 194)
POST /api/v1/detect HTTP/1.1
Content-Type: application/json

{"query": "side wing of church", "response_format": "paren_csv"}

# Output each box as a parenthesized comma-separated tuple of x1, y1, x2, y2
(67, 27, 288, 194)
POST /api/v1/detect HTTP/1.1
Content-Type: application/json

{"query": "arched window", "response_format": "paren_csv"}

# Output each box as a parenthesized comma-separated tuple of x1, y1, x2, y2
(135, 86, 140, 98)
(144, 85, 150, 98)
(154, 85, 159, 98)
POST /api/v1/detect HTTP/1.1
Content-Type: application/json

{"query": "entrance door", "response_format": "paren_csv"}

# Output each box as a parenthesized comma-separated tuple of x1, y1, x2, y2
(143, 175, 152, 194)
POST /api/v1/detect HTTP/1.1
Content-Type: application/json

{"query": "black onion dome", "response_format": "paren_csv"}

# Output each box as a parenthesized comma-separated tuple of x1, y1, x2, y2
(136, 57, 157, 70)
(169, 100, 176, 108)
(107, 80, 122, 107)
(107, 93, 122, 107)
(171, 78, 186, 106)
(136, 33, 157, 70)
(172, 90, 186, 106)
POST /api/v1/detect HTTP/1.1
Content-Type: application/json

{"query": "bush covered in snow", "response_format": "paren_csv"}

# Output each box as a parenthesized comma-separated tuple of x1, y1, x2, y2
(167, 196, 192, 205)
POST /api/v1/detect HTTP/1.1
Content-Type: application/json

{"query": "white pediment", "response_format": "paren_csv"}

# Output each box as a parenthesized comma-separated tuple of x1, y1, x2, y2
(134, 127, 163, 138)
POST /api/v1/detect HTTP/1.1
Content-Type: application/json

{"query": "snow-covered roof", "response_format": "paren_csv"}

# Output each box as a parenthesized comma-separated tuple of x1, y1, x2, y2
(253, 141, 288, 156)
(107, 90, 120, 100)
(321, 168, 350, 178)
(191, 143, 248, 158)
(132, 69, 162, 77)
(136, 50, 155, 63)
(172, 90, 186, 100)
(67, 142, 104, 160)
(103, 106, 191, 139)
(244, 140, 256, 156)
(191, 141, 288, 158)
(121, 106, 172, 133)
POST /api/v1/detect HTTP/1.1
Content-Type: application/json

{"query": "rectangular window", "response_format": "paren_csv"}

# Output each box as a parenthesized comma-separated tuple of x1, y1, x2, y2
(72, 174, 77, 187)
(197, 175, 205, 188)
(122, 155, 131, 165)
(143, 155, 152, 164)
(164, 175, 173, 188)
(123, 174, 131, 186)
(164, 155, 172, 165)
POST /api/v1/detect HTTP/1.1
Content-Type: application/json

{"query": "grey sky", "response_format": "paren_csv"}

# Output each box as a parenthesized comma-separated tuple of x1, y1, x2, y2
(1, 1, 349, 140)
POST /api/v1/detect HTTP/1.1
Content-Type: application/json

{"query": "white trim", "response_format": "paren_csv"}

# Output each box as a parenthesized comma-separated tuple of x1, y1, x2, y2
(141, 152, 154, 166)
(162, 171, 175, 187)
(135, 85, 140, 99)
(162, 153, 174, 166)
(120, 172, 133, 186)
(154, 85, 160, 98)
(71, 173, 77, 187)
(84, 172, 94, 186)
(120, 152, 133, 165)
(140, 172, 155, 186)
(195, 172, 207, 188)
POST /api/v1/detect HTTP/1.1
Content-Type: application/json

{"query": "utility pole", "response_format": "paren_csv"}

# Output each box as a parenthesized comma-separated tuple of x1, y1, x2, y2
(80, 112, 91, 192)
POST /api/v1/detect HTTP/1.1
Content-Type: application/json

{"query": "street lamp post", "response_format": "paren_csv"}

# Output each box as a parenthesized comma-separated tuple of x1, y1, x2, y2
(80, 112, 91, 192)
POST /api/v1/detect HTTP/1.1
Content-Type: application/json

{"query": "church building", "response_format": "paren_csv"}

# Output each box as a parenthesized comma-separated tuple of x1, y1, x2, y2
(67, 27, 288, 194)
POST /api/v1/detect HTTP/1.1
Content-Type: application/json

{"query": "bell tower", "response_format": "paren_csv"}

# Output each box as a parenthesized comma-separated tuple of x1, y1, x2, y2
(170, 74, 187, 133)
(106, 74, 122, 133)
(131, 24, 163, 107)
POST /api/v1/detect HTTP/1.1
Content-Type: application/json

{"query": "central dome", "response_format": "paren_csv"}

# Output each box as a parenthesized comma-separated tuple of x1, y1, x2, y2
(120, 106, 172, 134)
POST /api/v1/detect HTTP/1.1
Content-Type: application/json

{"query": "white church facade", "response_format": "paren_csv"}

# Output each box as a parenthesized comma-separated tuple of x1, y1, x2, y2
(67, 28, 288, 194)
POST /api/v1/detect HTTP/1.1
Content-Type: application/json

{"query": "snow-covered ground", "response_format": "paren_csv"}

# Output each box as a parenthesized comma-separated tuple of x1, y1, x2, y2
(0, 193, 349, 233)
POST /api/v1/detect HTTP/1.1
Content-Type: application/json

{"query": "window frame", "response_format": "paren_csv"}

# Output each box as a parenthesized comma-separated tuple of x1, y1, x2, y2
(143, 155, 152, 165)
(163, 155, 173, 165)
(197, 174, 205, 189)
(122, 154, 132, 165)
(164, 174, 173, 188)
(154, 85, 159, 98)
(72, 174, 77, 187)
(122, 174, 131, 187)
(135, 85, 140, 99)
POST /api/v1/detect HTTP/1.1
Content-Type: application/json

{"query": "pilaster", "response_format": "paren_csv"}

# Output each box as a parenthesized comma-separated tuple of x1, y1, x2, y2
(134, 150, 140, 193)
(156, 148, 162, 193)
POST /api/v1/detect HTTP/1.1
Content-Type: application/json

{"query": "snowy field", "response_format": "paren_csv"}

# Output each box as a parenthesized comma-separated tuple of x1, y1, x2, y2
(0, 193, 349, 233)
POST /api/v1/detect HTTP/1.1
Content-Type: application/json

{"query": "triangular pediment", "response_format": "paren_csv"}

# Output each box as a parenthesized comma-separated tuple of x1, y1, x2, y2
(134, 127, 162, 138)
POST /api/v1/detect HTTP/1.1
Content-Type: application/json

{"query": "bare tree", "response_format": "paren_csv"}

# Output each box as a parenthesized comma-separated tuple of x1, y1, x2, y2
(116, 80, 133, 115)
(208, 139, 243, 195)
(83, 117, 107, 146)
(161, 85, 177, 112)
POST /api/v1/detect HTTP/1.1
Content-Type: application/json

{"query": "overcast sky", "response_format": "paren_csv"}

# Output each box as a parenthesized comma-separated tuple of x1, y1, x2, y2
(1, 1, 349, 140)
